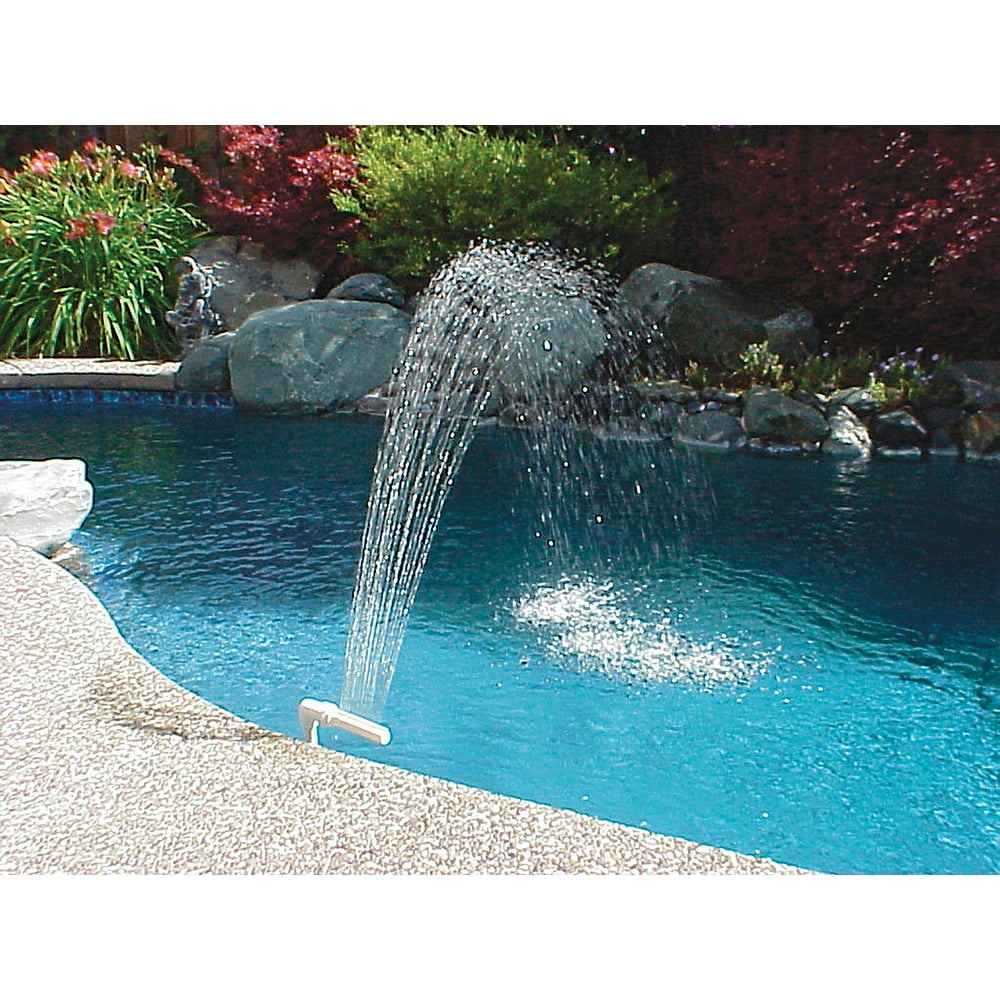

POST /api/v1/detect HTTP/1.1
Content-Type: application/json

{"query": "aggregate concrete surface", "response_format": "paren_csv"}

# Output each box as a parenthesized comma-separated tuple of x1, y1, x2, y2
(0, 537, 809, 874)
(1, 359, 809, 875)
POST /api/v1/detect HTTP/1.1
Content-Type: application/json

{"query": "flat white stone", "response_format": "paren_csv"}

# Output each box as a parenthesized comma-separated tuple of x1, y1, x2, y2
(0, 458, 93, 556)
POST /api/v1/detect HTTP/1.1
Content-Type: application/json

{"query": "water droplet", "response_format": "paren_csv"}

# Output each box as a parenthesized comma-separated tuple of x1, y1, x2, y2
(594, 514, 604, 524)
(634, 482, 643, 495)
(542, 338, 553, 351)
(546, 539, 555, 548)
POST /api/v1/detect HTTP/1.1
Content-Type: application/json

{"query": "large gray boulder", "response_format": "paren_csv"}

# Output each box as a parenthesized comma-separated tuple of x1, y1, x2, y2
(743, 386, 829, 443)
(0, 459, 93, 556)
(190, 236, 321, 332)
(228, 299, 411, 413)
(621, 263, 818, 366)
(176, 332, 236, 393)
(491, 294, 616, 402)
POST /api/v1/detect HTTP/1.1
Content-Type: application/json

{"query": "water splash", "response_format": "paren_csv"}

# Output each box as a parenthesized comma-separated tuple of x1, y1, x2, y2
(513, 577, 767, 688)
(339, 241, 646, 719)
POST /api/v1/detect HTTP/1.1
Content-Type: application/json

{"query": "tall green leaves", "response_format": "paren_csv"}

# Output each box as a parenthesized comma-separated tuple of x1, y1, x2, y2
(0, 142, 204, 359)
(332, 127, 675, 294)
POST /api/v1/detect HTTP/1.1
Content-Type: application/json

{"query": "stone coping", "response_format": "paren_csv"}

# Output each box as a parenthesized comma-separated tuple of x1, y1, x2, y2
(0, 536, 808, 874)
(0, 357, 180, 392)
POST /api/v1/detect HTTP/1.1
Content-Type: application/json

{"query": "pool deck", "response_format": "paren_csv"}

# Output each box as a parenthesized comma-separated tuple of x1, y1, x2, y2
(0, 359, 809, 874)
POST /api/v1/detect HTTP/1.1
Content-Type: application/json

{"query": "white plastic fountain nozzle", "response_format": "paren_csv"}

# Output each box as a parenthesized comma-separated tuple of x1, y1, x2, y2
(298, 698, 391, 746)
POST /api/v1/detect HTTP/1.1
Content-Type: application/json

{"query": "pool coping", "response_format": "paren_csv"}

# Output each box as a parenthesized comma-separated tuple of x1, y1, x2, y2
(0, 359, 811, 874)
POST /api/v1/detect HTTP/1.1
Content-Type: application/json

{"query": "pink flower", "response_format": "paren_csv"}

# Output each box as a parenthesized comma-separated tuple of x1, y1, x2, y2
(27, 151, 59, 175)
(118, 159, 144, 179)
(66, 217, 90, 240)
(89, 212, 115, 236)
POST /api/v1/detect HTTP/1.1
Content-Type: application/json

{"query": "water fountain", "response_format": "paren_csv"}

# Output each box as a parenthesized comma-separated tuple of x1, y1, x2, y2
(314, 240, 656, 735)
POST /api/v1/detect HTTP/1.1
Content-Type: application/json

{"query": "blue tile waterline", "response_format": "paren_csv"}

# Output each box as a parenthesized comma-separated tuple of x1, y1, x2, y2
(0, 387, 235, 409)
(3, 397, 998, 874)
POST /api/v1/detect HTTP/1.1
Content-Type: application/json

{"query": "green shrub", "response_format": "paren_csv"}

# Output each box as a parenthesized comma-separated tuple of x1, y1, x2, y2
(0, 141, 205, 359)
(332, 126, 675, 293)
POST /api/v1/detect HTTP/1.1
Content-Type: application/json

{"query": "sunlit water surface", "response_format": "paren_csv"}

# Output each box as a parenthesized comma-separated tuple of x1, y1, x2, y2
(4, 398, 999, 874)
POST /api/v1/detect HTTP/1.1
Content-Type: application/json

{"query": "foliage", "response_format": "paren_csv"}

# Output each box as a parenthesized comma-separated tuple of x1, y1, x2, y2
(671, 341, 950, 405)
(0, 141, 204, 359)
(680, 127, 1000, 360)
(332, 126, 675, 294)
(864, 346, 950, 406)
(160, 126, 361, 272)
(734, 340, 786, 388)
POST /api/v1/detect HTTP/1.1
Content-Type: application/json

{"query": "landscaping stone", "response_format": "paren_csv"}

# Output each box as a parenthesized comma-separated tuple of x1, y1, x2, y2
(742, 385, 829, 443)
(491, 294, 615, 401)
(963, 410, 1000, 455)
(937, 361, 1000, 409)
(675, 409, 746, 451)
(0, 458, 93, 556)
(828, 386, 880, 417)
(621, 262, 818, 366)
(228, 299, 411, 413)
(189, 236, 321, 331)
(175, 332, 235, 393)
(327, 273, 407, 310)
(870, 409, 929, 448)
(823, 403, 872, 458)
(629, 379, 700, 406)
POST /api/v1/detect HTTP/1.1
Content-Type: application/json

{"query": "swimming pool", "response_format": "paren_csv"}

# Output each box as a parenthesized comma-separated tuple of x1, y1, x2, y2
(4, 395, 998, 874)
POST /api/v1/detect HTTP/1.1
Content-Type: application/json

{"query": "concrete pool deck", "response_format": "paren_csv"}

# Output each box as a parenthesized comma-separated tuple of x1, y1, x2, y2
(0, 359, 809, 874)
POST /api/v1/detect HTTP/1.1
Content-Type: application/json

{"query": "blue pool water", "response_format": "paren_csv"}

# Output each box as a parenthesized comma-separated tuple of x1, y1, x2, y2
(3, 396, 999, 874)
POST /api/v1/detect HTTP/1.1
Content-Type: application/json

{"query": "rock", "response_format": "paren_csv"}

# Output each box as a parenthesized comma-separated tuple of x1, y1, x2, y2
(789, 388, 827, 412)
(742, 385, 829, 443)
(629, 379, 700, 406)
(762, 308, 819, 359)
(189, 237, 321, 331)
(228, 299, 411, 413)
(870, 409, 929, 448)
(327, 273, 407, 310)
(675, 409, 746, 451)
(491, 293, 615, 402)
(823, 403, 872, 458)
(963, 410, 1000, 455)
(621, 263, 818, 366)
(175, 332, 236, 393)
(0, 459, 93, 556)
(700, 386, 743, 405)
(937, 361, 1000, 408)
(828, 386, 880, 417)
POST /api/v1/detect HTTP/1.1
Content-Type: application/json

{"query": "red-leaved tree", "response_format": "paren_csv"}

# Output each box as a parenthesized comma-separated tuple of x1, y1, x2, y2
(678, 127, 1000, 360)
(161, 125, 361, 277)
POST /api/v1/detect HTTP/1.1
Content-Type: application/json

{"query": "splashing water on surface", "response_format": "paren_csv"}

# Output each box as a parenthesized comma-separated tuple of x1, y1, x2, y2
(339, 241, 650, 719)
(514, 577, 768, 687)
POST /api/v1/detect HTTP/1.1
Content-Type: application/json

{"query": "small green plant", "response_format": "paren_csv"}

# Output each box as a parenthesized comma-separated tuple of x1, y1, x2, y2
(865, 347, 948, 405)
(0, 141, 205, 359)
(682, 360, 709, 390)
(733, 340, 786, 388)
(332, 126, 675, 293)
